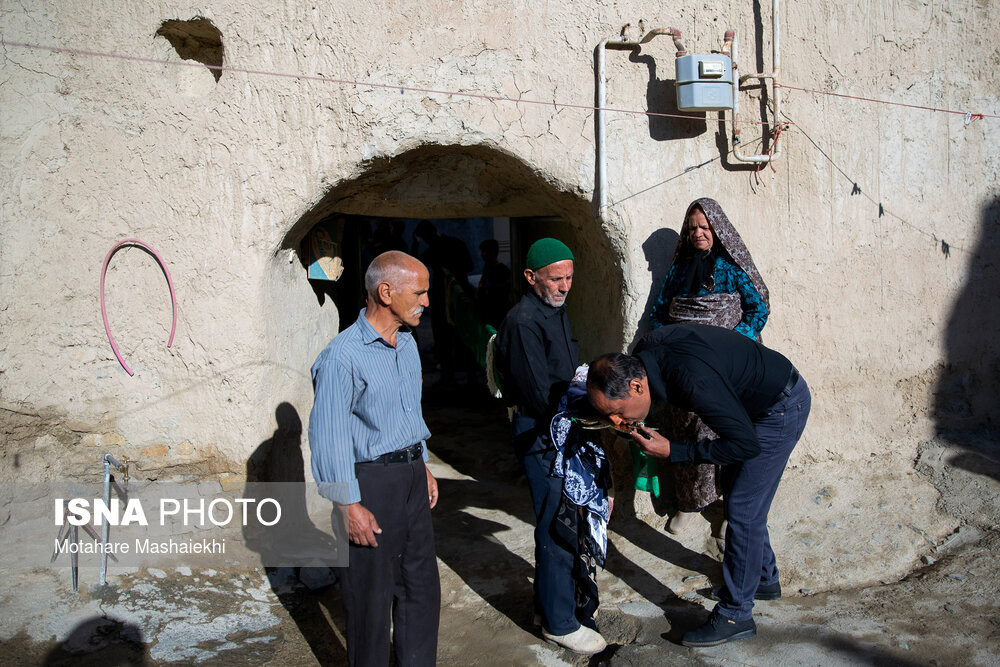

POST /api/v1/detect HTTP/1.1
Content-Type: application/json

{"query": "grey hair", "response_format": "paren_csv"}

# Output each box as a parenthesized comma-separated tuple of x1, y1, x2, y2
(364, 250, 419, 296)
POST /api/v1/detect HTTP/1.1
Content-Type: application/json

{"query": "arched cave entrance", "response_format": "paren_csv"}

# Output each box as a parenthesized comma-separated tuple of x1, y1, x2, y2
(278, 142, 626, 473)
(284, 143, 625, 370)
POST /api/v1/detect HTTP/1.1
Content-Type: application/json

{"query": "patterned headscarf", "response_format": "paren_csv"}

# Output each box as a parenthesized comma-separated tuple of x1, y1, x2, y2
(671, 197, 770, 310)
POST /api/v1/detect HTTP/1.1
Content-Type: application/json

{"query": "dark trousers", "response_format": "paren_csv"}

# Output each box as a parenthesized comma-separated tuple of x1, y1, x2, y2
(512, 413, 580, 635)
(717, 374, 812, 621)
(337, 458, 440, 666)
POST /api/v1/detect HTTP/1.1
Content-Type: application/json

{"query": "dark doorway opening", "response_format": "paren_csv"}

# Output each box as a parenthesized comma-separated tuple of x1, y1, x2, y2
(302, 213, 525, 405)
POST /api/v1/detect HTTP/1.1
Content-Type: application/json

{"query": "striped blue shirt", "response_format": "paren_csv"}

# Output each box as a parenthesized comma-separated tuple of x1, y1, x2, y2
(308, 309, 431, 504)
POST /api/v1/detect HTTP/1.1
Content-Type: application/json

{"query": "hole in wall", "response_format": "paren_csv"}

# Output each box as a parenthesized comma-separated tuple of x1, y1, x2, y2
(155, 17, 224, 83)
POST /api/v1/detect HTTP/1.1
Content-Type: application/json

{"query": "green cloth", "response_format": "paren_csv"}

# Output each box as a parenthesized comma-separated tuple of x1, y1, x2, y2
(630, 443, 661, 497)
(525, 238, 574, 270)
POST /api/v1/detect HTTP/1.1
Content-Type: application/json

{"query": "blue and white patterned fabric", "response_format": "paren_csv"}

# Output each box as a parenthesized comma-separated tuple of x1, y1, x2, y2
(549, 368, 611, 565)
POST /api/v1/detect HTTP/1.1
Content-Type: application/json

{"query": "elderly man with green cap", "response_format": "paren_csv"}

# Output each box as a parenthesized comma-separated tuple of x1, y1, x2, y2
(495, 238, 607, 655)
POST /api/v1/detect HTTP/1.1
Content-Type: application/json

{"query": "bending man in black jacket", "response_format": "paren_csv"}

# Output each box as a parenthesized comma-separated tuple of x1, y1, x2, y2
(586, 323, 811, 647)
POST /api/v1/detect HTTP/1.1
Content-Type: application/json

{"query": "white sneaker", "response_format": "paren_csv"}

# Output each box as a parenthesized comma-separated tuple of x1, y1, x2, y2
(535, 609, 598, 627)
(542, 625, 607, 655)
(667, 510, 698, 534)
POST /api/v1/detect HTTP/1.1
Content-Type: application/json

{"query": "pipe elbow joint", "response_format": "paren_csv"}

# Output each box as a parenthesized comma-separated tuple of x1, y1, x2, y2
(668, 28, 688, 57)
(722, 30, 735, 56)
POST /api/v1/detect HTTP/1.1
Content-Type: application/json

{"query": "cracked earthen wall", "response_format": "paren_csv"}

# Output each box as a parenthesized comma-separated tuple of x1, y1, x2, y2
(1, 1, 998, 589)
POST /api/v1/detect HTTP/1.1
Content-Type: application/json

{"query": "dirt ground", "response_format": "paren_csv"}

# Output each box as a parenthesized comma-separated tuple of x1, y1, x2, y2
(1, 394, 999, 666)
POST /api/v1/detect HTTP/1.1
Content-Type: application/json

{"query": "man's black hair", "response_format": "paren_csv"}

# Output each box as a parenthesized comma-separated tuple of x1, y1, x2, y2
(587, 353, 647, 400)
(480, 238, 499, 254)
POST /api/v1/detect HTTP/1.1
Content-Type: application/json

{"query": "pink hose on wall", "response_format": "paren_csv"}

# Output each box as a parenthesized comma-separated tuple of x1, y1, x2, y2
(100, 239, 177, 376)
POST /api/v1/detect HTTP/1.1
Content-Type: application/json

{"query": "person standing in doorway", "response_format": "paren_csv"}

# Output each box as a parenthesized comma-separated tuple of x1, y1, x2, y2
(495, 238, 607, 655)
(413, 220, 474, 388)
(308, 250, 441, 666)
(476, 238, 512, 328)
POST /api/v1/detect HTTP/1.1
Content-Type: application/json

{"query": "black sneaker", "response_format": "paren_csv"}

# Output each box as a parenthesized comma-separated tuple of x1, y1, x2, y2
(681, 610, 757, 647)
(707, 581, 782, 601)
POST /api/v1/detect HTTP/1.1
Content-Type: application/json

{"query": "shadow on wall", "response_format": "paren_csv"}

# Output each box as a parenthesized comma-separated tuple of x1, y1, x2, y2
(629, 228, 679, 349)
(934, 196, 1000, 481)
(714, 0, 777, 174)
(247, 402, 306, 485)
(626, 51, 706, 142)
(245, 402, 348, 665)
(41, 616, 149, 665)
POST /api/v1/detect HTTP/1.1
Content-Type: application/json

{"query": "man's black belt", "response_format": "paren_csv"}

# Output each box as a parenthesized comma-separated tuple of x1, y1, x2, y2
(779, 367, 800, 398)
(364, 442, 423, 465)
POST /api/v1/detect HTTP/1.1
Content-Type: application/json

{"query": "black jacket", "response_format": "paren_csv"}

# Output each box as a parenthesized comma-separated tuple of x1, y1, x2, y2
(634, 323, 794, 465)
(495, 290, 579, 420)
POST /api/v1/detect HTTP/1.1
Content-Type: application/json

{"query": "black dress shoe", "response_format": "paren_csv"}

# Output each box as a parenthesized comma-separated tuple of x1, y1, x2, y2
(681, 610, 756, 647)
(708, 581, 782, 601)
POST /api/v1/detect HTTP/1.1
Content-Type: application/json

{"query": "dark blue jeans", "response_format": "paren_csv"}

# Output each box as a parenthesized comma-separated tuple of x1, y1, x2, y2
(716, 373, 811, 621)
(511, 413, 580, 635)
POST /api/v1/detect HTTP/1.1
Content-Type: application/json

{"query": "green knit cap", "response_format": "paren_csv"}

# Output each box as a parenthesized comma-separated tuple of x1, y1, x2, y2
(525, 238, 574, 270)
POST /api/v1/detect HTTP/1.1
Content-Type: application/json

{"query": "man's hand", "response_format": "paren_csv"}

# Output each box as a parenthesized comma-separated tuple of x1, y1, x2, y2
(631, 426, 671, 458)
(345, 502, 382, 547)
(426, 467, 439, 509)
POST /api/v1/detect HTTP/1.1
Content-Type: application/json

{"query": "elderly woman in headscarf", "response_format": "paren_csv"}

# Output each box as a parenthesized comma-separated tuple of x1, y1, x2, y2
(648, 197, 770, 534)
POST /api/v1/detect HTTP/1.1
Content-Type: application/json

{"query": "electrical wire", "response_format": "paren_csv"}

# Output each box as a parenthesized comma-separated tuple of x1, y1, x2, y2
(3, 38, 988, 256)
(0, 39, 747, 125)
(777, 84, 997, 121)
(2, 39, 994, 124)
(780, 110, 966, 256)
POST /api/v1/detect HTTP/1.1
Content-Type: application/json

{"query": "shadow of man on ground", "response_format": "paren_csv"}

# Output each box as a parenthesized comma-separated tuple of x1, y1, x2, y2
(432, 476, 538, 633)
(245, 402, 347, 665)
(422, 396, 540, 633)
(41, 616, 149, 666)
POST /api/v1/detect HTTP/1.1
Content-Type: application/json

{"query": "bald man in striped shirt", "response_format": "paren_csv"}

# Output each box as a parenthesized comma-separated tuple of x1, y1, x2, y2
(309, 250, 440, 666)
